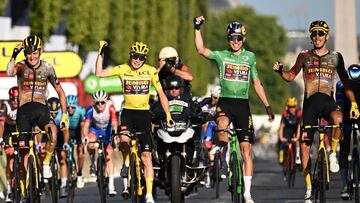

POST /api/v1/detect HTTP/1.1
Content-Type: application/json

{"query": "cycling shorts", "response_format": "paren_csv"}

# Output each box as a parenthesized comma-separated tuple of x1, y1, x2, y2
(120, 109, 152, 152)
(215, 98, 254, 143)
(301, 92, 340, 143)
(17, 102, 51, 143)
(88, 125, 113, 147)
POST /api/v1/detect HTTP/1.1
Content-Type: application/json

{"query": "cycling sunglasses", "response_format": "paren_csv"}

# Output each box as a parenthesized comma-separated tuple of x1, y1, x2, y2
(168, 87, 181, 90)
(227, 35, 244, 41)
(67, 106, 76, 110)
(288, 105, 296, 108)
(131, 53, 147, 61)
(95, 101, 106, 105)
(310, 30, 326, 38)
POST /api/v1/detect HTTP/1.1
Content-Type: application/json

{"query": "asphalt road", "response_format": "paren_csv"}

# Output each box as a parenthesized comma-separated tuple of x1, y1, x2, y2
(35, 158, 349, 203)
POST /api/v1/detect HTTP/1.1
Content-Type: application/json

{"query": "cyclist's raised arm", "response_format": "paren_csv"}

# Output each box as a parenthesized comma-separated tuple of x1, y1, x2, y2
(194, 16, 211, 57)
(7, 43, 23, 76)
(95, 40, 112, 77)
(273, 52, 306, 82)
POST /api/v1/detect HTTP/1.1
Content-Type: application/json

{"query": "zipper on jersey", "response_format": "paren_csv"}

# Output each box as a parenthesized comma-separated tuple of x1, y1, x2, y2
(31, 68, 36, 102)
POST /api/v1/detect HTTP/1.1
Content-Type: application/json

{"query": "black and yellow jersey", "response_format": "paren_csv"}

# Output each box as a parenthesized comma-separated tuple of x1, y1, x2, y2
(107, 64, 162, 110)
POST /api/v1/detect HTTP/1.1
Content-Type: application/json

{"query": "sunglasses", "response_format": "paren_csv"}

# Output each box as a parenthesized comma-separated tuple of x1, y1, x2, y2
(227, 35, 244, 41)
(67, 106, 76, 110)
(131, 53, 147, 61)
(168, 87, 180, 91)
(288, 106, 296, 108)
(310, 30, 326, 38)
(95, 101, 106, 105)
(50, 112, 58, 116)
(10, 98, 18, 101)
(212, 96, 219, 100)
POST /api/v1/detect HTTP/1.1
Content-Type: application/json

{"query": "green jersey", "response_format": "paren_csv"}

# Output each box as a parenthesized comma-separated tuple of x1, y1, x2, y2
(207, 48, 258, 99)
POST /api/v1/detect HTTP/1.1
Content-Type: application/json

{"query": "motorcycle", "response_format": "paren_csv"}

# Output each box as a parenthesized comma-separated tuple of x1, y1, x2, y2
(152, 103, 208, 203)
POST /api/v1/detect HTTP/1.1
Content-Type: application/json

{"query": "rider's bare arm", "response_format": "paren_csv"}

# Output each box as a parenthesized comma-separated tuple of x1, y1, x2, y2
(253, 78, 270, 107)
(194, 16, 211, 57)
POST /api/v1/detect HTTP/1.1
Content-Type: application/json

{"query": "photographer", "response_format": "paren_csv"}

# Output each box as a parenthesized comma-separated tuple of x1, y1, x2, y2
(158, 46, 193, 97)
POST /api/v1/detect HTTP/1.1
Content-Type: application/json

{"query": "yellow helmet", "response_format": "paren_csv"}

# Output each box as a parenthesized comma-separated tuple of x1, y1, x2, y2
(287, 97, 298, 106)
(130, 41, 149, 55)
(23, 35, 42, 54)
(309, 20, 330, 34)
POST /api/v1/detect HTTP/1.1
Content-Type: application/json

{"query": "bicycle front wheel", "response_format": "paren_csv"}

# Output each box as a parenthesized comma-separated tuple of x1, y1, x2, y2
(230, 152, 240, 203)
(13, 156, 21, 202)
(214, 151, 220, 198)
(50, 155, 58, 203)
(319, 149, 326, 203)
(97, 154, 106, 203)
(130, 153, 138, 203)
(353, 150, 359, 203)
(28, 156, 39, 203)
(67, 160, 76, 203)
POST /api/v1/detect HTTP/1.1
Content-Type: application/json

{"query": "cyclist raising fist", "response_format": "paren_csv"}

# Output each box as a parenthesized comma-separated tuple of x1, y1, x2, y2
(6, 35, 68, 185)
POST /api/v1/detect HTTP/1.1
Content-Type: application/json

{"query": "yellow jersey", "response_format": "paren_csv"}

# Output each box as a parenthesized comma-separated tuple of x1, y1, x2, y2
(107, 64, 162, 110)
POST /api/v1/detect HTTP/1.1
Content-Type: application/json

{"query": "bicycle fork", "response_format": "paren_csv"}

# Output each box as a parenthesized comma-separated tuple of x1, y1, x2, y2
(229, 136, 242, 194)
(318, 133, 330, 184)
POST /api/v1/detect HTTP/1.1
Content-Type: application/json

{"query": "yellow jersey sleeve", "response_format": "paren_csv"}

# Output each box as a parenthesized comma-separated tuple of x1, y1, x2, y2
(151, 69, 163, 92)
(106, 65, 123, 76)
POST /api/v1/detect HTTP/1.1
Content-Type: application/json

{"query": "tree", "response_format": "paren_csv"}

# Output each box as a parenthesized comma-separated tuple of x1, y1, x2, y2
(29, 0, 63, 41)
(0, 0, 9, 16)
(207, 6, 289, 113)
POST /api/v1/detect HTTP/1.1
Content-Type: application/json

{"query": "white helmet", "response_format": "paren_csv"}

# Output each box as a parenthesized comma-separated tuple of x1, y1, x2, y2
(158, 46, 178, 59)
(210, 86, 221, 97)
(92, 90, 108, 102)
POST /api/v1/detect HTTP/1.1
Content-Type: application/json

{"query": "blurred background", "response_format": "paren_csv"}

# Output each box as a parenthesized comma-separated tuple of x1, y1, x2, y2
(0, 0, 359, 114)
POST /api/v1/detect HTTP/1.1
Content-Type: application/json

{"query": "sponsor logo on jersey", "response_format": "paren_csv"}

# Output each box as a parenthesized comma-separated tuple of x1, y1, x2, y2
(124, 79, 150, 95)
(223, 62, 250, 82)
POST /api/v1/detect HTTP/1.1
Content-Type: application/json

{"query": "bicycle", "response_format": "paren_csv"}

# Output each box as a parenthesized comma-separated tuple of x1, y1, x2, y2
(217, 128, 253, 203)
(282, 138, 297, 188)
(85, 135, 107, 203)
(303, 119, 340, 203)
(9, 129, 50, 203)
(347, 122, 360, 202)
(114, 131, 145, 203)
(66, 139, 78, 203)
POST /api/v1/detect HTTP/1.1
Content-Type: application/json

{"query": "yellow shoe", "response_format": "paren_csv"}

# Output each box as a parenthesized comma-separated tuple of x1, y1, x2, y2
(279, 149, 284, 164)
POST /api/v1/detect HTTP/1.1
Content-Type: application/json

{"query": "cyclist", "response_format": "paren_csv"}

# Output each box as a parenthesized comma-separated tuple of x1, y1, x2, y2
(273, 20, 360, 202)
(198, 86, 228, 184)
(82, 90, 118, 196)
(47, 97, 70, 198)
(0, 86, 19, 202)
(65, 95, 86, 188)
(158, 46, 193, 96)
(278, 97, 302, 179)
(194, 16, 274, 203)
(95, 41, 174, 203)
(336, 64, 360, 200)
(6, 35, 68, 190)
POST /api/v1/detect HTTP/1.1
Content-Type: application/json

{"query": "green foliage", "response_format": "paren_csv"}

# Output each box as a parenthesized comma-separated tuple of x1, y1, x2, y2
(29, 0, 63, 41)
(0, 0, 9, 16)
(206, 6, 289, 114)
(66, 0, 91, 46)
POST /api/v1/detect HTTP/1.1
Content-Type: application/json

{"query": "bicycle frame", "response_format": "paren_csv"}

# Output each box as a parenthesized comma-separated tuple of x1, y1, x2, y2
(229, 131, 242, 194)
(304, 121, 339, 202)
(10, 130, 47, 199)
(128, 132, 143, 196)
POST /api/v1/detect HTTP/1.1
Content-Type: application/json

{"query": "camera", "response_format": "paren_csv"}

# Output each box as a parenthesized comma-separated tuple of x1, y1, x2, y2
(164, 57, 176, 71)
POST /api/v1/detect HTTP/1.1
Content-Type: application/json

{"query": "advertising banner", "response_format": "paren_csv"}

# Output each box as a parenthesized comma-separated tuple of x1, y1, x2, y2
(0, 41, 82, 78)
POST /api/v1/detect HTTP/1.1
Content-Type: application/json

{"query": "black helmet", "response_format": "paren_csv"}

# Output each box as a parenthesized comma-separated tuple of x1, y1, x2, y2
(47, 97, 60, 113)
(227, 22, 247, 36)
(165, 75, 184, 90)
(348, 64, 360, 81)
(309, 20, 330, 33)
(23, 35, 43, 54)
